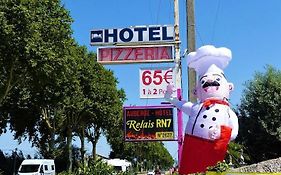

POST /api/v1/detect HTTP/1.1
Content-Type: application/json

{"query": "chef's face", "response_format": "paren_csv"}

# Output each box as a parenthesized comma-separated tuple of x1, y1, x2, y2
(196, 72, 233, 101)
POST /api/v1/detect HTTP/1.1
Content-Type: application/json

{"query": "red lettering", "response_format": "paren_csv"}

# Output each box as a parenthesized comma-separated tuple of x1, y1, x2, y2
(124, 48, 133, 60)
(142, 70, 152, 85)
(127, 110, 150, 117)
(100, 48, 111, 61)
(155, 110, 162, 116)
(160, 47, 170, 59)
(154, 109, 172, 116)
(134, 48, 143, 60)
(153, 70, 163, 85)
(99, 46, 172, 62)
(144, 48, 154, 60)
(113, 48, 122, 61)
(153, 47, 160, 60)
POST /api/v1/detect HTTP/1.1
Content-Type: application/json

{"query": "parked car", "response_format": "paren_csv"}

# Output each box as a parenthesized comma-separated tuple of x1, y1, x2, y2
(147, 170, 155, 175)
(18, 159, 55, 175)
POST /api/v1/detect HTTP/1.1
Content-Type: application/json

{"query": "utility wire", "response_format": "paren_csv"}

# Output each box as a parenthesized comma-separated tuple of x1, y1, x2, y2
(195, 26, 204, 46)
(168, 0, 173, 23)
(211, 0, 221, 44)
(156, 0, 162, 25)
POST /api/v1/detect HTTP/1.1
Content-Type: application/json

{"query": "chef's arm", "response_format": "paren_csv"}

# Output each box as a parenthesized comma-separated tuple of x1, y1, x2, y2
(228, 109, 239, 141)
(164, 85, 193, 115)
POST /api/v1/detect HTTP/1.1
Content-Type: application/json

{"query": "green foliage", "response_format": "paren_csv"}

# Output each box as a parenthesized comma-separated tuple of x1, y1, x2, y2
(109, 141, 174, 170)
(0, 0, 75, 139)
(0, 149, 25, 175)
(58, 158, 132, 175)
(0, 0, 126, 172)
(0, 0, 73, 105)
(237, 65, 281, 163)
(225, 142, 249, 168)
(76, 158, 114, 175)
(207, 160, 229, 173)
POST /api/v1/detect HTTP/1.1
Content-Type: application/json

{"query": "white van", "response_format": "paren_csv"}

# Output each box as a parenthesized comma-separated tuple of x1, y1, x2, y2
(18, 159, 55, 175)
(106, 158, 131, 172)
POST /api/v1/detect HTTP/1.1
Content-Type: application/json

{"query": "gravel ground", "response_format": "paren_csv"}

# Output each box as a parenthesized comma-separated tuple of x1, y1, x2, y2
(231, 157, 281, 173)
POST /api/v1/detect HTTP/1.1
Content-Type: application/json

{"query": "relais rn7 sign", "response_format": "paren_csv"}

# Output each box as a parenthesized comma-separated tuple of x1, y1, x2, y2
(123, 105, 174, 141)
(90, 25, 174, 45)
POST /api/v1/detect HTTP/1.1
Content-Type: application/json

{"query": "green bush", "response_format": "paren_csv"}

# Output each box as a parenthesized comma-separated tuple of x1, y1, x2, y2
(207, 160, 229, 173)
(58, 158, 133, 175)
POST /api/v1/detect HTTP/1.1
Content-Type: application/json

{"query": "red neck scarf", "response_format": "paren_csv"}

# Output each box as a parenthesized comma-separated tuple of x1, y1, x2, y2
(203, 98, 229, 108)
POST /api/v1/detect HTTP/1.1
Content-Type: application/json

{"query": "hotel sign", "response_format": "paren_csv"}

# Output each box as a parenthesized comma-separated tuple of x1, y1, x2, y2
(91, 25, 174, 45)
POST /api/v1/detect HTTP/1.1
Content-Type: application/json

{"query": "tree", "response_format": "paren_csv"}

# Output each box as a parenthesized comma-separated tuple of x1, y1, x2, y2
(0, 0, 127, 173)
(76, 51, 126, 160)
(0, 0, 83, 172)
(0, 0, 74, 136)
(237, 65, 281, 163)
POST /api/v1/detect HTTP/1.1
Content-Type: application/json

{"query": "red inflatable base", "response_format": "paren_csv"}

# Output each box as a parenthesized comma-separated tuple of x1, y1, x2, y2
(179, 126, 231, 174)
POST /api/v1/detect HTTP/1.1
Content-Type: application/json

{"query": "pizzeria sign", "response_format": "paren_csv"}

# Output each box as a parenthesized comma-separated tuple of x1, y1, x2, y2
(97, 45, 174, 64)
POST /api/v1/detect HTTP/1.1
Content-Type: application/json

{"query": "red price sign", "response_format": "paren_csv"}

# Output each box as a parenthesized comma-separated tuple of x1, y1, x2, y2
(139, 68, 174, 99)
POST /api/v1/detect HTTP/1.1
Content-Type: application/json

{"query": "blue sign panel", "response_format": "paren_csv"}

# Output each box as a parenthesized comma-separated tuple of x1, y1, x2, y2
(90, 25, 174, 45)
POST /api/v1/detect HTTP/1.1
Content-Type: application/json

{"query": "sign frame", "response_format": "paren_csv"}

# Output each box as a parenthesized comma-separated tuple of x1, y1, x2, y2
(123, 105, 176, 142)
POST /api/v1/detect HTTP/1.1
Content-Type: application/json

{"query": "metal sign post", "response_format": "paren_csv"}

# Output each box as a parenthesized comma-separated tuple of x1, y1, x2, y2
(174, 0, 183, 165)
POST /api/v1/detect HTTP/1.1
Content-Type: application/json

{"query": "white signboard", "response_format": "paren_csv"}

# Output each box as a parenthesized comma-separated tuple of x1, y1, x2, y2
(139, 67, 175, 99)
(91, 25, 174, 46)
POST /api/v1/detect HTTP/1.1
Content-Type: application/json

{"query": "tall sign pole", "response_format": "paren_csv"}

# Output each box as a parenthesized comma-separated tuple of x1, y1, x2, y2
(174, 0, 183, 165)
(187, 0, 197, 102)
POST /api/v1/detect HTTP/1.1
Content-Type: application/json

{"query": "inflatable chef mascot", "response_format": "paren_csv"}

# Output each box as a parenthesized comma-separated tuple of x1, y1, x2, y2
(165, 45, 238, 174)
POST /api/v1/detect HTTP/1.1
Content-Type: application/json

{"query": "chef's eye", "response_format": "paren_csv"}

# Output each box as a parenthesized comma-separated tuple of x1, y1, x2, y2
(201, 80, 205, 84)
(216, 78, 220, 81)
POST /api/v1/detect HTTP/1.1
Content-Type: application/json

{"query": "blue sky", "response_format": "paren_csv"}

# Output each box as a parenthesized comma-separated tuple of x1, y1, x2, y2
(1, 0, 281, 161)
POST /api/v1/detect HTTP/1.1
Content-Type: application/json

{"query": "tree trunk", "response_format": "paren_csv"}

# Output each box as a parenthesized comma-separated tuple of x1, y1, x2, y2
(49, 130, 55, 158)
(41, 107, 56, 159)
(91, 139, 97, 160)
(79, 127, 86, 168)
(66, 125, 73, 173)
(85, 127, 101, 160)
(0, 61, 14, 105)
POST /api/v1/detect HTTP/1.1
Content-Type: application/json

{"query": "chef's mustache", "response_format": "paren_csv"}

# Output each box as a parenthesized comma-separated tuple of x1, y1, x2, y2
(202, 81, 220, 88)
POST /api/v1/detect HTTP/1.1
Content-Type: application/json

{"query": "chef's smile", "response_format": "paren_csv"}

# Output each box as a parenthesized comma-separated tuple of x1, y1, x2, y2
(200, 74, 223, 92)
(202, 81, 220, 92)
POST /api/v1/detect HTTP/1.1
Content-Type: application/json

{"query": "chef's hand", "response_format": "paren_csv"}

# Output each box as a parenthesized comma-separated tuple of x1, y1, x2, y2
(209, 125, 221, 140)
(164, 84, 175, 100)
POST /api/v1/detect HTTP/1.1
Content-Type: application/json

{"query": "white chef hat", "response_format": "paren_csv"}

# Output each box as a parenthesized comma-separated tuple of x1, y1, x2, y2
(186, 45, 232, 76)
